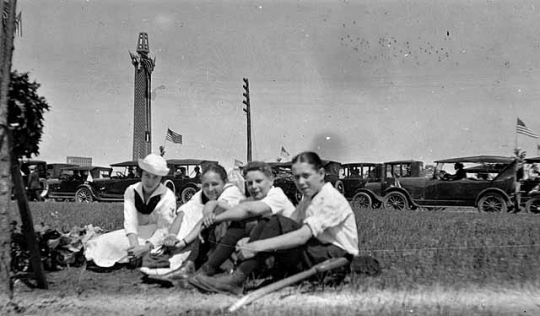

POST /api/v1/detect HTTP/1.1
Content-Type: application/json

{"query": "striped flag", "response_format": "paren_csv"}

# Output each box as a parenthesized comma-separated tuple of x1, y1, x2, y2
(166, 128, 182, 144)
(517, 118, 539, 138)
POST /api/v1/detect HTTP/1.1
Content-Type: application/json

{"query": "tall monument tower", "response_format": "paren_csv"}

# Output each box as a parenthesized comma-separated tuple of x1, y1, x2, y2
(129, 32, 155, 160)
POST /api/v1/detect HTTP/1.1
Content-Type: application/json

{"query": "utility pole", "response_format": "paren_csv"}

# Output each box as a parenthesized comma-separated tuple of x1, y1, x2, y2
(242, 78, 252, 163)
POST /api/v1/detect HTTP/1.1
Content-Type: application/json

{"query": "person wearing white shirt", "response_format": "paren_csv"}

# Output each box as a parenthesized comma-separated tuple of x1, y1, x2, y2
(191, 152, 359, 295)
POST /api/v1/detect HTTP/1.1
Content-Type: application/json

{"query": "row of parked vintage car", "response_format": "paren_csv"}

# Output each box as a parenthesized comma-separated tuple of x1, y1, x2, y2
(20, 155, 540, 213)
(20, 159, 211, 204)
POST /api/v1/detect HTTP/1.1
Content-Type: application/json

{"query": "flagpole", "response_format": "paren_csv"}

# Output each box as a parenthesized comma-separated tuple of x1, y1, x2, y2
(163, 126, 167, 148)
(515, 117, 518, 152)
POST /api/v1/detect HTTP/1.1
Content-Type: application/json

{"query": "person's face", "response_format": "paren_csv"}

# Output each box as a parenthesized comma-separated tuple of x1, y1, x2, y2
(201, 171, 226, 200)
(292, 162, 325, 198)
(245, 170, 273, 200)
(141, 170, 162, 193)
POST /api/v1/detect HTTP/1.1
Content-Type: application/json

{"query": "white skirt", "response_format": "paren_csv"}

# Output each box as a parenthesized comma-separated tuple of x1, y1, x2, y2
(85, 224, 158, 268)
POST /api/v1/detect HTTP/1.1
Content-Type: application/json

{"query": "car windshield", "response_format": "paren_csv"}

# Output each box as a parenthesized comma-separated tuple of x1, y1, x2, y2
(434, 162, 507, 180)
(342, 165, 380, 179)
(385, 163, 413, 178)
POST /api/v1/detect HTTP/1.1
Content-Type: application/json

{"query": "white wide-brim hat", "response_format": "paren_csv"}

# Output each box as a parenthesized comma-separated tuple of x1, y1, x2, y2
(138, 153, 170, 177)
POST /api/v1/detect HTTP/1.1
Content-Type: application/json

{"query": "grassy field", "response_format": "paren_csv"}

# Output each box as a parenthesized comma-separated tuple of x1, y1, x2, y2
(10, 201, 540, 288)
(5, 201, 540, 315)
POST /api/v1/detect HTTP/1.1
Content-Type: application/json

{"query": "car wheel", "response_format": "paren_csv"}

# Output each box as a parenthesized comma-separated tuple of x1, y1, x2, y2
(383, 192, 408, 211)
(334, 180, 344, 195)
(181, 186, 197, 204)
(75, 188, 94, 203)
(477, 193, 507, 213)
(525, 197, 540, 214)
(351, 192, 372, 209)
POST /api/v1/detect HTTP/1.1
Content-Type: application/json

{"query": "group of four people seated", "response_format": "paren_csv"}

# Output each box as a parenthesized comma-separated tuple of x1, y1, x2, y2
(85, 151, 359, 295)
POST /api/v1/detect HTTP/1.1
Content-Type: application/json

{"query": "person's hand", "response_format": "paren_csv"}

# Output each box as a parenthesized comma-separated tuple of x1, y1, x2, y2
(202, 213, 216, 228)
(127, 243, 151, 258)
(236, 238, 257, 260)
(163, 234, 179, 247)
(202, 201, 217, 216)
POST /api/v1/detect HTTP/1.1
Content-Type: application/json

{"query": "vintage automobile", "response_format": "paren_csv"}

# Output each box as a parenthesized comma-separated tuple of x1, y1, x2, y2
(262, 159, 342, 205)
(165, 159, 218, 203)
(341, 160, 424, 209)
(520, 156, 540, 213)
(339, 162, 384, 209)
(267, 161, 302, 204)
(61, 158, 216, 203)
(46, 163, 79, 179)
(46, 165, 113, 202)
(382, 155, 516, 213)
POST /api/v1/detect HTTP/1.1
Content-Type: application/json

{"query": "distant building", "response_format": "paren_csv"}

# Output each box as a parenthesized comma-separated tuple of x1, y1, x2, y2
(67, 156, 92, 167)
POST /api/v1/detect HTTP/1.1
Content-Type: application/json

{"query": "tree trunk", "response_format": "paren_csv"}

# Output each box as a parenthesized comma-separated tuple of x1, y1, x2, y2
(0, 0, 17, 303)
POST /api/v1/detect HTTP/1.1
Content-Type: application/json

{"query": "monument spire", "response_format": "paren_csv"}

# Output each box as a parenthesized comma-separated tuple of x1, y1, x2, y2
(129, 32, 155, 160)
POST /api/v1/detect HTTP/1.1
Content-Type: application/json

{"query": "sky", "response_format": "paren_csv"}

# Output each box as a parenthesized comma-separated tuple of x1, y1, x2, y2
(13, 0, 540, 169)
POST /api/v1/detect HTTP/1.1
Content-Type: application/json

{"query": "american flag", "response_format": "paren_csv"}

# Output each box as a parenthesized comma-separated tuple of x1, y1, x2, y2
(166, 128, 182, 144)
(517, 118, 539, 138)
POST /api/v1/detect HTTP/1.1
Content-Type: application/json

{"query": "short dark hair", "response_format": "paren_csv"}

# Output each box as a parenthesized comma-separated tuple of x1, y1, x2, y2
(292, 151, 324, 170)
(201, 162, 228, 182)
(243, 161, 273, 178)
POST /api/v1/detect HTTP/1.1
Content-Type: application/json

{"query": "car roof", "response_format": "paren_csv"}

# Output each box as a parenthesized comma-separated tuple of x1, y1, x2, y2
(266, 160, 340, 168)
(341, 162, 381, 167)
(21, 159, 47, 164)
(384, 160, 422, 164)
(434, 156, 514, 164)
(525, 157, 540, 163)
(166, 159, 218, 165)
(48, 163, 78, 167)
(110, 160, 138, 167)
(61, 166, 112, 171)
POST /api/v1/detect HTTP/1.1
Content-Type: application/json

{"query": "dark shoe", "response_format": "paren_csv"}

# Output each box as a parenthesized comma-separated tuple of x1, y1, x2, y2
(189, 270, 246, 296)
(195, 264, 217, 277)
(144, 260, 196, 285)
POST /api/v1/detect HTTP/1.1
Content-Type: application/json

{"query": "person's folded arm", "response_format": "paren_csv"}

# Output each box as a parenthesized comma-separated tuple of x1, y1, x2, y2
(247, 225, 313, 253)
(214, 201, 271, 223)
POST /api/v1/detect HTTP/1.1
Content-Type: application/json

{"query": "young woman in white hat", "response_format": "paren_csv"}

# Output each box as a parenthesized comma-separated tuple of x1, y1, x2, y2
(85, 153, 177, 268)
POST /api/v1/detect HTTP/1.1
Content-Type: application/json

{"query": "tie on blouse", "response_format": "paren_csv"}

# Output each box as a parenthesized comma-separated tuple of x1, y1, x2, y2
(134, 190, 162, 215)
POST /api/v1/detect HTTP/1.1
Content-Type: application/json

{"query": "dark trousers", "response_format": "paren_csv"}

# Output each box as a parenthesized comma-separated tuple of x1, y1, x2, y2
(236, 215, 350, 278)
(205, 220, 256, 271)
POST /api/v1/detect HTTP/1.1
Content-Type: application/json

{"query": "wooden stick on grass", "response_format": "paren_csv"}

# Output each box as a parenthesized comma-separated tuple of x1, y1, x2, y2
(228, 257, 349, 312)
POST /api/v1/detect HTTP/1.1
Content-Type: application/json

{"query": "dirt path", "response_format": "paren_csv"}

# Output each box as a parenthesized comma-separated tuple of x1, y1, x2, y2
(2, 267, 539, 315)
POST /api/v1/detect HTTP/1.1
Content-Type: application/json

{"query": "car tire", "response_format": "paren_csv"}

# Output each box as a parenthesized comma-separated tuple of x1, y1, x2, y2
(180, 186, 197, 204)
(383, 192, 409, 211)
(75, 187, 94, 203)
(334, 180, 344, 195)
(477, 193, 507, 213)
(351, 192, 372, 209)
(525, 197, 540, 214)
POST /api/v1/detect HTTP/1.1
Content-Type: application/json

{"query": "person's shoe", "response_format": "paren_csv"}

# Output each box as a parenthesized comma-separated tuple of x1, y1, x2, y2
(144, 260, 196, 285)
(194, 264, 217, 277)
(189, 270, 246, 296)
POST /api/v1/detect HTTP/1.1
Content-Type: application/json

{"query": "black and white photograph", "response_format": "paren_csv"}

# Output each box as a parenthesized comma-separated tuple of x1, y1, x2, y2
(1, 0, 540, 315)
